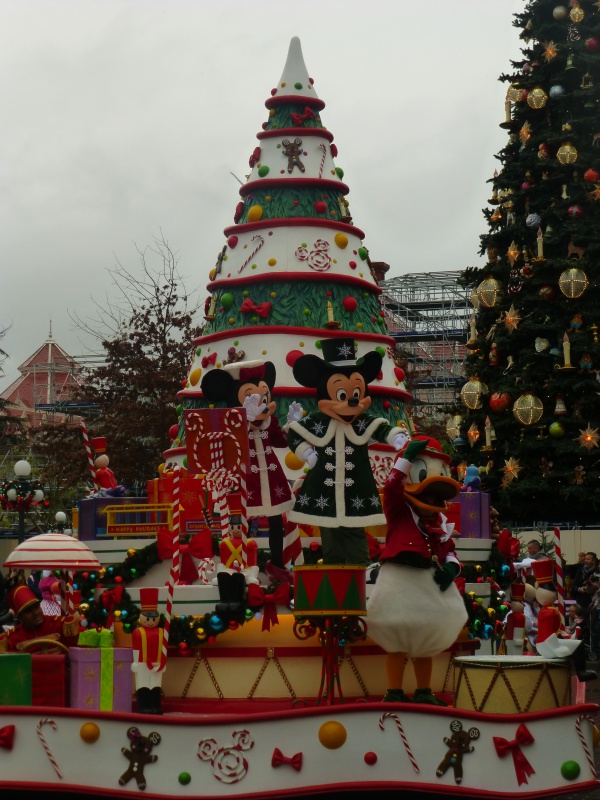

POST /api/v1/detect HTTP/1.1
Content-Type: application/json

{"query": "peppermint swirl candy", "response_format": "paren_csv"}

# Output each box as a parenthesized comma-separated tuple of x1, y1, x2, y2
(371, 454, 395, 487)
(197, 738, 218, 761)
(231, 729, 254, 751)
(212, 748, 249, 784)
(308, 240, 331, 272)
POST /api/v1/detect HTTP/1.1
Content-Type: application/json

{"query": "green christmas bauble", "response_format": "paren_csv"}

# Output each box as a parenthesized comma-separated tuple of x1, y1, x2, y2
(335, 167, 344, 179)
(358, 247, 368, 261)
(549, 422, 565, 438)
(258, 165, 270, 177)
(375, 346, 386, 357)
(221, 293, 235, 308)
(560, 760, 581, 780)
(178, 772, 192, 785)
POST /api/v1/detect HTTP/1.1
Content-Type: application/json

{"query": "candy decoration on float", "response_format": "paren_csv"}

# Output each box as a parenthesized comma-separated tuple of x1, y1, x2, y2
(162, 464, 181, 664)
(80, 418, 98, 491)
(575, 715, 598, 778)
(379, 712, 420, 774)
(553, 526, 566, 632)
(238, 234, 265, 274)
(36, 718, 63, 779)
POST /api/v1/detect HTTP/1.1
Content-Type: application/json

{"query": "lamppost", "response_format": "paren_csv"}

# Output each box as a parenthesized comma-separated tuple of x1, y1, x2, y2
(0, 460, 45, 543)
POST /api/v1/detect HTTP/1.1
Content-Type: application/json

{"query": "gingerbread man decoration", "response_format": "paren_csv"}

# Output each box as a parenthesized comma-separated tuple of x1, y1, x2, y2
(119, 727, 161, 791)
(436, 720, 480, 785)
(282, 138, 305, 173)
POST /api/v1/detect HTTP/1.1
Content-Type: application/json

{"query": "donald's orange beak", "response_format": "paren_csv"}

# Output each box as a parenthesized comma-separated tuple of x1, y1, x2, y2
(404, 476, 461, 515)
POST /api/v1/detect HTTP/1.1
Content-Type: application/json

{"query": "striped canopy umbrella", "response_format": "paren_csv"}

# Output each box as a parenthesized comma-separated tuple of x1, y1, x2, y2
(3, 532, 101, 570)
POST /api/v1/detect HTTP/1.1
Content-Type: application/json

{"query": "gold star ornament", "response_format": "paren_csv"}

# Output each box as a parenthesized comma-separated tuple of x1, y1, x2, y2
(507, 241, 520, 266)
(543, 41, 558, 61)
(504, 304, 522, 333)
(502, 457, 523, 484)
(576, 424, 600, 450)
(587, 184, 600, 202)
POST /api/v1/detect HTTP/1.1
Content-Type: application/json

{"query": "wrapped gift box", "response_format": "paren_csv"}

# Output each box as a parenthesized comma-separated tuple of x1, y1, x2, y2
(457, 491, 491, 538)
(32, 654, 67, 706)
(70, 647, 133, 711)
(77, 496, 145, 540)
(0, 653, 32, 706)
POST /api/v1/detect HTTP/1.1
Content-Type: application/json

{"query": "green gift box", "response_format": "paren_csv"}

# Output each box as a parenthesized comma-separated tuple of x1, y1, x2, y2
(0, 653, 32, 706)
(78, 628, 114, 648)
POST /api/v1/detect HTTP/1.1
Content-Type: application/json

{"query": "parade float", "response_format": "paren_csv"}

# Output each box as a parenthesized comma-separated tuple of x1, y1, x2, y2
(1, 37, 599, 800)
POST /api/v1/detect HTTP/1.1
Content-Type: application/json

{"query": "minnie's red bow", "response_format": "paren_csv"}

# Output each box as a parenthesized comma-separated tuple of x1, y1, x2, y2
(290, 107, 315, 125)
(201, 352, 217, 368)
(271, 747, 302, 771)
(240, 298, 271, 319)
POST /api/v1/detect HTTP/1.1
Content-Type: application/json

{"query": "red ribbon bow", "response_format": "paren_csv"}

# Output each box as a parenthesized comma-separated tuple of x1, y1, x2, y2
(290, 106, 315, 126)
(102, 584, 124, 629)
(493, 724, 535, 785)
(240, 298, 271, 319)
(247, 583, 290, 631)
(271, 747, 302, 771)
(0, 725, 15, 750)
(201, 352, 217, 368)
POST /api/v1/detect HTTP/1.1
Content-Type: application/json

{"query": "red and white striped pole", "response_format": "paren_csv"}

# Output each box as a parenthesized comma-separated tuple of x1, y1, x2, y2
(554, 526, 566, 632)
(80, 419, 98, 491)
(161, 465, 181, 666)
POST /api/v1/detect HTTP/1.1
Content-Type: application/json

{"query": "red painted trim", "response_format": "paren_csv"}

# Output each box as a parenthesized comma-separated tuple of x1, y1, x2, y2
(192, 326, 393, 347)
(223, 216, 365, 239)
(257, 128, 334, 143)
(240, 177, 349, 198)
(265, 95, 325, 111)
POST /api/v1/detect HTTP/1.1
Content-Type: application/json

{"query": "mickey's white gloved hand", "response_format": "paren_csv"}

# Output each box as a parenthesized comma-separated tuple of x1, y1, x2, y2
(243, 394, 266, 422)
(301, 447, 318, 469)
(392, 430, 410, 451)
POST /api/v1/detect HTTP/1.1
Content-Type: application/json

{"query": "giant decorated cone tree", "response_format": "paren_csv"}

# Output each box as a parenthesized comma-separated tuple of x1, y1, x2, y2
(163, 37, 411, 485)
(460, 1, 600, 524)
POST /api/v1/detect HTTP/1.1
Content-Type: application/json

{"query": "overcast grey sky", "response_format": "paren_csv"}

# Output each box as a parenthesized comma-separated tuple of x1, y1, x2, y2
(0, 0, 522, 387)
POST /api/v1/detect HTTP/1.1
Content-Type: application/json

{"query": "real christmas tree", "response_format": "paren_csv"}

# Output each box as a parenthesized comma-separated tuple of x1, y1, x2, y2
(460, 0, 600, 525)
(163, 37, 411, 485)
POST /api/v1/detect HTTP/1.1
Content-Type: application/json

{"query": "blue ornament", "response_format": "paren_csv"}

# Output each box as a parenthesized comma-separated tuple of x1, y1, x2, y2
(210, 614, 225, 631)
(549, 85, 565, 99)
(525, 213, 541, 228)
(120, 610, 128, 619)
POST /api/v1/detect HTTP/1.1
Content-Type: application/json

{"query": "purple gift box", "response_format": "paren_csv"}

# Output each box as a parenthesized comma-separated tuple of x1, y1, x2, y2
(457, 491, 491, 539)
(70, 647, 133, 712)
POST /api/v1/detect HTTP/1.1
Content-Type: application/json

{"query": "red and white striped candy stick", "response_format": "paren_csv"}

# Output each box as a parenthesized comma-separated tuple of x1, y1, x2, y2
(161, 465, 181, 667)
(576, 714, 597, 778)
(80, 418, 98, 491)
(554, 526, 566, 631)
(36, 718, 63, 779)
(378, 712, 420, 773)
(318, 143, 327, 178)
(238, 234, 264, 274)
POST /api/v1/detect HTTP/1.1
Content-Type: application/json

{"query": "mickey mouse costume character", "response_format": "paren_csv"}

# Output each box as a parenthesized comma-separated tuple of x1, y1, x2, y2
(200, 360, 297, 570)
(287, 337, 408, 566)
(367, 436, 466, 705)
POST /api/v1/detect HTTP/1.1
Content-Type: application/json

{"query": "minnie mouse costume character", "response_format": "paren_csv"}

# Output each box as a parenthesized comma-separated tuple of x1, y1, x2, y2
(287, 338, 408, 565)
(200, 360, 296, 569)
(367, 436, 466, 705)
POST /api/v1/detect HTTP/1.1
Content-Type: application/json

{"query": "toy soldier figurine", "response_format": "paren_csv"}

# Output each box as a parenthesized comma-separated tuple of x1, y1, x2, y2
(131, 588, 166, 714)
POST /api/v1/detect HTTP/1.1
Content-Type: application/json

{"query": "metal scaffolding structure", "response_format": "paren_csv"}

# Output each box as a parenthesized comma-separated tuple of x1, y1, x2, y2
(380, 271, 471, 414)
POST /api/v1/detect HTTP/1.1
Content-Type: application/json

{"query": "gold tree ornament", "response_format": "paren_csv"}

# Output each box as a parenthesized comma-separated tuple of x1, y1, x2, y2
(502, 457, 523, 484)
(559, 267, 589, 298)
(513, 393, 544, 425)
(467, 423, 480, 448)
(576, 424, 600, 450)
(570, 1, 584, 22)
(507, 241, 520, 266)
(469, 288, 481, 310)
(527, 87, 548, 109)
(557, 142, 578, 165)
(543, 41, 559, 61)
(446, 414, 463, 441)
(506, 85, 522, 102)
(520, 121, 532, 146)
(460, 378, 488, 410)
(478, 277, 503, 308)
(504, 304, 522, 333)
(587, 184, 600, 201)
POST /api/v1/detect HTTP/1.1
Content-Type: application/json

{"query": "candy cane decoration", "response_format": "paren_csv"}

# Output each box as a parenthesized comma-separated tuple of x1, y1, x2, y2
(379, 712, 420, 774)
(554, 526, 566, 631)
(161, 465, 181, 666)
(318, 143, 327, 178)
(36, 718, 63, 779)
(575, 714, 597, 778)
(80, 418, 98, 490)
(238, 234, 264, 274)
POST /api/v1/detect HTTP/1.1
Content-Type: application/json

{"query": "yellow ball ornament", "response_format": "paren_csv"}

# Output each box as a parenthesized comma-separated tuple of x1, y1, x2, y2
(80, 722, 101, 744)
(592, 724, 600, 748)
(513, 393, 544, 426)
(285, 452, 305, 471)
(318, 721, 347, 749)
(334, 233, 348, 249)
(189, 368, 202, 386)
(157, 463, 165, 475)
(247, 205, 263, 222)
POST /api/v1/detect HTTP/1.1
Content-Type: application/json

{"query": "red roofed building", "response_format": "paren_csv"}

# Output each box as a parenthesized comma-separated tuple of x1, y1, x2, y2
(0, 326, 84, 429)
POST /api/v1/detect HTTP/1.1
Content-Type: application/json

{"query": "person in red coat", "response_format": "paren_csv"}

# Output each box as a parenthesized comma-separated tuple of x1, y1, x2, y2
(201, 360, 296, 569)
(0, 585, 79, 653)
(367, 436, 466, 705)
(131, 587, 165, 714)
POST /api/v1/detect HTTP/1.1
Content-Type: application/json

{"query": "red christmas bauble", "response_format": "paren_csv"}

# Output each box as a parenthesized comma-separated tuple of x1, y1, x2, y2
(228, 235, 239, 248)
(394, 367, 406, 382)
(489, 391, 513, 413)
(568, 205, 584, 218)
(342, 296, 358, 312)
(586, 37, 600, 52)
(314, 201, 327, 214)
(168, 424, 179, 440)
(584, 169, 600, 183)
(383, 400, 391, 410)
(539, 285, 555, 300)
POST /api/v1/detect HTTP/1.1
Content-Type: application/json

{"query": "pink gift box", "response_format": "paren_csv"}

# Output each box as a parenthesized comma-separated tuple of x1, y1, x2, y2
(70, 647, 133, 712)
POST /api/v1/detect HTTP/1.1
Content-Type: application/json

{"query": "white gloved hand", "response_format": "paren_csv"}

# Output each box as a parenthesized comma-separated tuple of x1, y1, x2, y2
(243, 393, 266, 422)
(393, 430, 410, 451)
(286, 401, 304, 424)
(301, 447, 318, 469)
